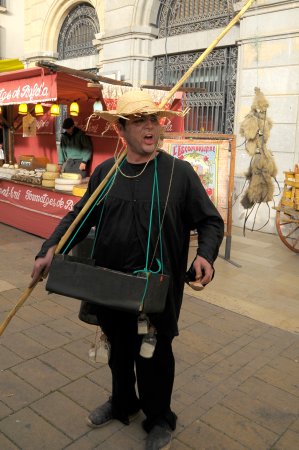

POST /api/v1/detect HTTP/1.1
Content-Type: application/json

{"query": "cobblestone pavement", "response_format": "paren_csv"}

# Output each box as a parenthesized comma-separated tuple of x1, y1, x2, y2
(0, 223, 298, 450)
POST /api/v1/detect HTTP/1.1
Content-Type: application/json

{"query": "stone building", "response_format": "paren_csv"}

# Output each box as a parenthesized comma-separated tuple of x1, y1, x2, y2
(1, 0, 299, 232)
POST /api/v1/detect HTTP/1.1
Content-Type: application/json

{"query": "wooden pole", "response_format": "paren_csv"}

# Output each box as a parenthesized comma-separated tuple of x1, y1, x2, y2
(158, 0, 256, 108)
(54, 152, 127, 255)
(0, 151, 126, 336)
(0, 285, 38, 336)
(7, 105, 14, 164)
(0, 0, 256, 336)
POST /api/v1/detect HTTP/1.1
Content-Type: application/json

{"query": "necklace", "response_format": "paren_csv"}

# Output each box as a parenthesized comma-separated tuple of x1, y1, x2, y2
(114, 146, 158, 179)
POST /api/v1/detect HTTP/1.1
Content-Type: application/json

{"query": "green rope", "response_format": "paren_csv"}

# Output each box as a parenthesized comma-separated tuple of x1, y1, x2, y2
(62, 156, 164, 312)
(62, 160, 125, 254)
(154, 161, 164, 273)
(133, 157, 164, 310)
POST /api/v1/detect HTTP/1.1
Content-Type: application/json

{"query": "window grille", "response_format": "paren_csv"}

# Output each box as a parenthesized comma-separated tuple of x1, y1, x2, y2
(58, 3, 100, 60)
(154, 46, 238, 134)
(158, 0, 234, 37)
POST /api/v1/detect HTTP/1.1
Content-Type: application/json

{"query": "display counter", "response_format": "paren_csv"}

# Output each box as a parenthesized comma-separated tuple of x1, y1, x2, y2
(0, 179, 81, 238)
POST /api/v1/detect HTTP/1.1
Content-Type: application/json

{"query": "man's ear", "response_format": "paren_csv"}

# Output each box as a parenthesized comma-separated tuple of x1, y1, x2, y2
(114, 123, 124, 137)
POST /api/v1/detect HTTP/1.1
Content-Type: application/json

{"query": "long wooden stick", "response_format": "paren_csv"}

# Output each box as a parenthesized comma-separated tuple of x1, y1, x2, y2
(159, 0, 256, 108)
(0, 285, 38, 335)
(0, 0, 255, 337)
(54, 152, 127, 254)
(0, 152, 126, 336)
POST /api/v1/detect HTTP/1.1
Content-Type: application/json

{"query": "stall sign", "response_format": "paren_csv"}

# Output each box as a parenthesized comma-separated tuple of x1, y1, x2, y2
(0, 181, 76, 216)
(0, 180, 82, 238)
(0, 73, 57, 105)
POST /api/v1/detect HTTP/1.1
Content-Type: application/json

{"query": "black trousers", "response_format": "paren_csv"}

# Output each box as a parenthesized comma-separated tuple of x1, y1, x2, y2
(96, 308, 177, 431)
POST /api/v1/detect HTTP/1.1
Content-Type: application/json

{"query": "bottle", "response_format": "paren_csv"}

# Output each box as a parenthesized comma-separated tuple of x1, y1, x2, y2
(95, 338, 111, 364)
(88, 332, 111, 364)
(140, 327, 157, 359)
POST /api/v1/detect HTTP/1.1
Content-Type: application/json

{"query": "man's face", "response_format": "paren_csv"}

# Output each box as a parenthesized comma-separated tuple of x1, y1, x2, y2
(117, 114, 161, 162)
(65, 126, 74, 135)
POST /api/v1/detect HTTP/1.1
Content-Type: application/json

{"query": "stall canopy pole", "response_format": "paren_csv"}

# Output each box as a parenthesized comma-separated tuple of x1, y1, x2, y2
(0, 0, 256, 336)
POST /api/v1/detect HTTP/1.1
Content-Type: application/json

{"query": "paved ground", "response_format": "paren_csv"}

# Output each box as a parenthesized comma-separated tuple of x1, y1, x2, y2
(0, 223, 298, 450)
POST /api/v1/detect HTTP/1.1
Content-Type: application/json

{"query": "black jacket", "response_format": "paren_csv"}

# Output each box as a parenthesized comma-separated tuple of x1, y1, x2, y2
(38, 151, 224, 335)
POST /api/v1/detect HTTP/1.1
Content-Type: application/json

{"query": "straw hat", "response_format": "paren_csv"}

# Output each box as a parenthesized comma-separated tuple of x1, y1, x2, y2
(95, 90, 184, 123)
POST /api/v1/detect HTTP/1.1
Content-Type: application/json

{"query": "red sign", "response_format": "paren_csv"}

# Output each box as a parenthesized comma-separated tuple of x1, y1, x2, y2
(0, 73, 57, 105)
(0, 180, 80, 238)
(0, 181, 77, 214)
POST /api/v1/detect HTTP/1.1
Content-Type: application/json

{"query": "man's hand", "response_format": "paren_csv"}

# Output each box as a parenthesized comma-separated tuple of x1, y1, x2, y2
(192, 255, 214, 286)
(29, 246, 56, 288)
(79, 162, 86, 171)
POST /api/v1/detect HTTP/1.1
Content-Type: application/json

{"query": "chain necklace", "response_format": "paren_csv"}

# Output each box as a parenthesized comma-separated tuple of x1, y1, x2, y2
(114, 146, 158, 179)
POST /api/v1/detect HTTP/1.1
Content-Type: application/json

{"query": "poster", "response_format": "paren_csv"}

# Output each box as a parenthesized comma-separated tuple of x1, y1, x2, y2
(162, 138, 230, 223)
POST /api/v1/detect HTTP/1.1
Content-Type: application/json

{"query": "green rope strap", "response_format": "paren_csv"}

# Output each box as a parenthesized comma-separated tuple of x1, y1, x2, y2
(133, 157, 164, 310)
(62, 156, 164, 312)
(61, 159, 125, 255)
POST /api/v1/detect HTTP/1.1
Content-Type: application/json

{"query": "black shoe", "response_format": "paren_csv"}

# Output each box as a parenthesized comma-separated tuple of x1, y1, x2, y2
(87, 397, 140, 428)
(146, 424, 172, 450)
(87, 398, 114, 428)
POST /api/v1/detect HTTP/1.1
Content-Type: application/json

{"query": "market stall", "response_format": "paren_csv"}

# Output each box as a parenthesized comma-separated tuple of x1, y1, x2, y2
(0, 62, 184, 238)
(0, 63, 121, 236)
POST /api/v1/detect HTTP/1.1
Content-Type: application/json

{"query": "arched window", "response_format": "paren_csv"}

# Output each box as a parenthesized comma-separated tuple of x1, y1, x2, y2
(58, 3, 100, 60)
(158, 0, 234, 38)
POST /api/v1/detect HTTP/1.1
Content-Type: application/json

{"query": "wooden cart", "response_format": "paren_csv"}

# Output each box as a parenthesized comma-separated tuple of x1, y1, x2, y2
(274, 166, 299, 253)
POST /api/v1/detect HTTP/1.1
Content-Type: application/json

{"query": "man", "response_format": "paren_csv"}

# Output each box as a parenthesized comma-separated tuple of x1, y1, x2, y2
(59, 117, 92, 177)
(31, 90, 224, 450)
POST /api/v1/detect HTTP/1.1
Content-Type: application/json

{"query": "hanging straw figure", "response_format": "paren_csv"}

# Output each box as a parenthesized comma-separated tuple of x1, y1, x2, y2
(239, 87, 278, 233)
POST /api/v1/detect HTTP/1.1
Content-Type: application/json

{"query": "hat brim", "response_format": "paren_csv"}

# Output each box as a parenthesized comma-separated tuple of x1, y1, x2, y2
(94, 108, 183, 123)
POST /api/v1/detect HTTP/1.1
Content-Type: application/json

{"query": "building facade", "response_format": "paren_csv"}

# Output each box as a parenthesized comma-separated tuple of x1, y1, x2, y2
(0, 0, 24, 59)
(1, 0, 299, 232)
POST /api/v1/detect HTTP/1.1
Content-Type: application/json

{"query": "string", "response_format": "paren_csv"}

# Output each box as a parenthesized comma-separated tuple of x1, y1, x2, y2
(149, 155, 175, 269)
(133, 157, 164, 310)
(61, 159, 126, 255)
(116, 151, 156, 179)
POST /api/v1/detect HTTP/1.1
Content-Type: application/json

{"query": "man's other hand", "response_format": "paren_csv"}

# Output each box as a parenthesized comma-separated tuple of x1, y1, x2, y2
(29, 246, 56, 288)
(192, 255, 214, 286)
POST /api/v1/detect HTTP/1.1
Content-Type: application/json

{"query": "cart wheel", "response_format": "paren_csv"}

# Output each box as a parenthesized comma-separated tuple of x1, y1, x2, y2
(276, 209, 299, 253)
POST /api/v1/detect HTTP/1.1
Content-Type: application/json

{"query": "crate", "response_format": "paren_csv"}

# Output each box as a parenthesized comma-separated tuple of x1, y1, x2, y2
(284, 171, 295, 182)
(18, 155, 49, 171)
(281, 198, 294, 208)
(281, 166, 299, 209)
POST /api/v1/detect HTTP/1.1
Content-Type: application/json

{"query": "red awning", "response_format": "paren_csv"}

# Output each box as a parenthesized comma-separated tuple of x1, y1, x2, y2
(0, 66, 104, 106)
(56, 71, 103, 104)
